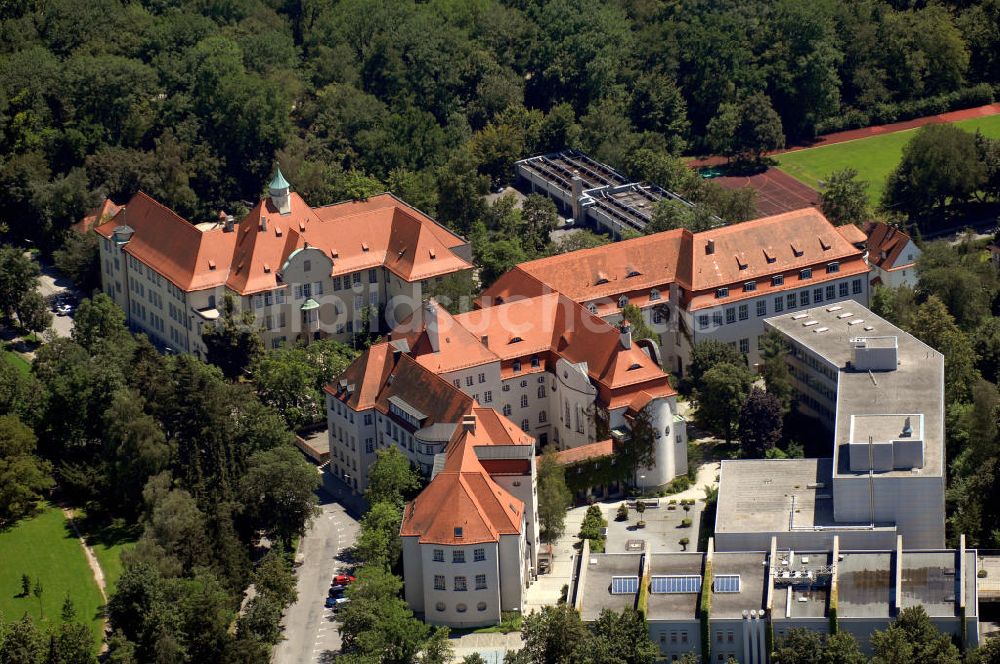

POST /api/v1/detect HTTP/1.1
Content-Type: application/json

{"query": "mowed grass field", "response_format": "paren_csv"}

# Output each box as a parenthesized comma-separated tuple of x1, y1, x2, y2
(777, 114, 1000, 205)
(0, 505, 104, 648)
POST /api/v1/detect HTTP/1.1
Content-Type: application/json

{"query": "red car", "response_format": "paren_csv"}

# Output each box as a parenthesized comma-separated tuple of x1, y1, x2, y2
(332, 574, 356, 587)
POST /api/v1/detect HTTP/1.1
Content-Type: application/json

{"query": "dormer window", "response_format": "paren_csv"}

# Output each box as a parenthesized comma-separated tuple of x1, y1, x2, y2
(820, 238, 831, 251)
(626, 268, 641, 278)
(790, 243, 803, 257)
(595, 271, 609, 285)
(743, 281, 756, 292)
(588, 303, 598, 314)
(361, 241, 369, 252)
(763, 249, 776, 264)
(628, 363, 642, 370)
(800, 268, 812, 279)
(510, 336, 523, 343)
(715, 287, 729, 299)
(454, 527, 463, 539)
(826, 262, 840, 273)
(772, 275, 784, 286)
(736, 255, 748, 270)
(618, 295, 628, 308)
(649, 289, 661, 301)
(512, 360, 521, 372)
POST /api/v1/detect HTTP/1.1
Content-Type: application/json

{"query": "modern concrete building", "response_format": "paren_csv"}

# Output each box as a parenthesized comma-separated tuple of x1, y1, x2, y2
(515, 150, 700, 236)
(572, 537, 978, 663)
(328, 293, 687, 493)
(94, 170, 472, 354)
(715, 303, 945, 552)
(482, 208, 870, 373)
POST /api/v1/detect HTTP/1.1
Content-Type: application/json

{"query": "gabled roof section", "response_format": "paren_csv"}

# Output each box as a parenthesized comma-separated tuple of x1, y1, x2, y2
(688, 208, 860, 291)
(390, 300, 499, 373)
(226, 192, 326, 295)
(836, 223, 868, 246)
(401, 409, 526, 545)
(864, 221, 915, 271)
(485, 230, 688, 302)
(326, 344, 474, 427)
(73, 198, 122, 234)
(94, 192, 237, 291)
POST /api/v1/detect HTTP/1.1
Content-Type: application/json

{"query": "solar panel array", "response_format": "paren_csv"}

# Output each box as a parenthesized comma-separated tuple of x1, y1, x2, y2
(714, 575, 741, 593)
(611, 576, 639, 594)
(650, 575, 702, 594)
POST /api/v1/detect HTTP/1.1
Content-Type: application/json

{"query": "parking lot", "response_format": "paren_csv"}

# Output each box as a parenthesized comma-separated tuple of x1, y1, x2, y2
(272, 481, 360, 664)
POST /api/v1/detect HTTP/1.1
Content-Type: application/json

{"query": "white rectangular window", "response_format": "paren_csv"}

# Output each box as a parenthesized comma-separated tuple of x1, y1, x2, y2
(474, 548, 485, 562)
(452, 550, 465, 563)
(434, 575, 445, 590)
(454, 576, 467, 591)
(475, 574, 487, 590)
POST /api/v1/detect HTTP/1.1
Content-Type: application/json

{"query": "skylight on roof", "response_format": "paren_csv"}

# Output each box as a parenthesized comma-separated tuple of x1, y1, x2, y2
(713, 575, 741, 593)
(611, 576, 639, 594)
(651, 575, 701, 594)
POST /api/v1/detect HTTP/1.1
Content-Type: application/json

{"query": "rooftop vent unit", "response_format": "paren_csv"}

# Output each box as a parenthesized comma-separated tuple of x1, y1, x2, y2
(837, 312, 853, 319)
(814, 327, 829, 333)
(792, 313, 808, 320)
(803, 320, 818, 327)
(827, 305, 843, 312)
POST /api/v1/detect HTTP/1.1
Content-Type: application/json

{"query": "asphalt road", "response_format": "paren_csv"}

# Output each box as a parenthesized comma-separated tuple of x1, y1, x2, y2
(36, 258, 77, 338)
(272, 486, 360, 664)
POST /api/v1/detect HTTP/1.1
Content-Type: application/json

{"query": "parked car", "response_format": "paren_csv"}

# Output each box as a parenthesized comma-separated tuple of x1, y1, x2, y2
(329, 584, 347, 597)
(325, 596, 350, 610)
(332, 574, 356, 586)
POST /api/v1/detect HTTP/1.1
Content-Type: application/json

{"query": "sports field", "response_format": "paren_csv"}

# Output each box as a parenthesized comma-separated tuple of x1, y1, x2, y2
(777, 114, 1000, 205)
(0, 505, 104, 648)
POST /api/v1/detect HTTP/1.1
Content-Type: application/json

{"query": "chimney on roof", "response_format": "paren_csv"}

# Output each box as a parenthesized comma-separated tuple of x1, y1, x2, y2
(224, 215, 234, 233)
(260, 216, 268, 232)
(423, 300, 440, 353)
(705, 239, 715, 255)
(619, 319, 632, 350)
(462, 414, 476, 435)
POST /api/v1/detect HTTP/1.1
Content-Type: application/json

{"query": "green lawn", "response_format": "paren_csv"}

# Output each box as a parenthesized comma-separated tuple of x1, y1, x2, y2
(2, 348, 30, 375)
(74, 512, 139, 597)
(0, 505, 104, 647)
(777, 114, 1000, 205)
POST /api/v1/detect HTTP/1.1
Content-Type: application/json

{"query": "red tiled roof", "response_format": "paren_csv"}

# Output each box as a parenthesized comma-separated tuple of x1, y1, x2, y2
(546, 439, 615, 465)
(482, 208, 868, 313)
(94, 192, 238, 291)
(400, 409, 527, 545)
(72, 198, 122, 234)
(836, 223, 868, 245)
(864, 221, 915, 271)
(98, 191, 470, 295)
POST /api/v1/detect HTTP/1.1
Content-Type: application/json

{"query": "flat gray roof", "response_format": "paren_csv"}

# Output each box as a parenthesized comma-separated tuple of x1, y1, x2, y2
(716, 458, 836, 534)
(646, 553, 705, 620)
(901, 551, 959, 617)
(837, 552, 893, 618)
(765, 304, 943, 480)
(580, 553, 641, 621)
(711, 552, 768, 618)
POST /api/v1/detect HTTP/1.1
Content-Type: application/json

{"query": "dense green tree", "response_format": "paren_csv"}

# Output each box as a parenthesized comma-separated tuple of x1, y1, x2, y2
(686, 339, 746, 394)
(239, 446, 319, 549)
(870, 606, 962, 664)
(356, 500, 404, 571)
(202, 294, 264, 380)
(49, 621, 97, 664)
(772, 628, 824, 664)
(419, 627, 454, 664)
(820, 169, 869, 226)
(71, 293, 130, 353)
(973, 636, 1000, 664)
(0, 614, 46, 664)
(251, 340, 358, 429)
(338, 565, 429, 664)
(14, 290, 50, 334)
(537, 445, 572, 543)
(883, 124, 987, 220)
(0, 245, 39, 323)
(589, 608, 658, 664)
(738, 387, 783, 458)
(549, 230, 610, 255)
(516, 604, 592, 664)
(364, 446, 422, 510)
(760, 329, 793, 413)
(0, 414, 53, 527)
(697, 362, 754, 442)
(101, 390, 171, 517)
(906, 296, 979, 404)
